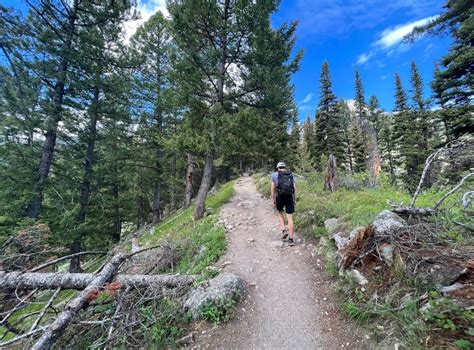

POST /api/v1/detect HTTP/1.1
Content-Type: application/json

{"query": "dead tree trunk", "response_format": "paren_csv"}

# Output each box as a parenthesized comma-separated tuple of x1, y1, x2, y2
(25, 250, 194, 350)
(31, 253, 127, 350)
(0, 271, 195, 290)
(194, 153, 213, 220)
(361, 119, 381, 187)
(324, 154, 339, 192)
(184, 153, 194, 208)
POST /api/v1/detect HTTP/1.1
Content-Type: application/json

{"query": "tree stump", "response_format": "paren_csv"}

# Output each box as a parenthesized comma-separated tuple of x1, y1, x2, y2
(324, 154, 339, 192)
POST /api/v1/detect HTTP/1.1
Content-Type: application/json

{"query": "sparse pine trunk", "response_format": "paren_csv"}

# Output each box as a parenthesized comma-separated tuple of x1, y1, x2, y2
(69, 83, 100, 273)
(113, 179, 121, 241)
(194, 153, 213, 220)
(184, 153, 194, 208)
(152, 179, 162, 224)
(170, 152, 177, 211)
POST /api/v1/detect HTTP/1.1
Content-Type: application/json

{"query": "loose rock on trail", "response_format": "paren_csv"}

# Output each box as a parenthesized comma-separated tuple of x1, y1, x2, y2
(191, 176, 373, 349)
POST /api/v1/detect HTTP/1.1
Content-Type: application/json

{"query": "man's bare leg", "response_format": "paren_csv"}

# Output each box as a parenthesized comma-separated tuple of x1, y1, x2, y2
(287, 214, 294, 239)
(277, 211, 286, 232)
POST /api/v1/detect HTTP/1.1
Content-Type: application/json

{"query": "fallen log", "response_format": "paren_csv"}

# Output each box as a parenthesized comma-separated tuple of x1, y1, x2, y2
(0, 271, 195, 290)
(391, 206, 435, 216)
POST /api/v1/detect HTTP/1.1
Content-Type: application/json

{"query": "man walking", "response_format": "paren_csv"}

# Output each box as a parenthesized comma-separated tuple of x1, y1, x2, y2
(271, 162, 296, 246)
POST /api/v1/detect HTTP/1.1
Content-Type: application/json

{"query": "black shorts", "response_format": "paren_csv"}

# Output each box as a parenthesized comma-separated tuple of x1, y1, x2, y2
(276, 194, 295, 214)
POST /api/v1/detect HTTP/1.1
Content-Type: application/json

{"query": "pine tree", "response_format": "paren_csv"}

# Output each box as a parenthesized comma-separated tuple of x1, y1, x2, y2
(298, 114, 315, 172)
(20, 0, 135, 219)
(288, 108, 300, 168)
(354, 70, 366, 120)
(168, 0, 301, 219)
(350, 121, 367, 173)
(379, 114, 396, 184)
(410, 0, 473, 138)
(393, 73, 419, 189)
(129, 12, 174, 225)
(336, 99, 352, 173)
(367, 95, 383, 138)
(314, 61, 345, 170)
(410, 61, 432, 149)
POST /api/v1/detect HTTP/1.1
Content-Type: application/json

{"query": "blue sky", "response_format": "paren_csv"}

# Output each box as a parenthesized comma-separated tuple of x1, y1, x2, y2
(271, 0, 452, 121)
(4, 0, 452, 121)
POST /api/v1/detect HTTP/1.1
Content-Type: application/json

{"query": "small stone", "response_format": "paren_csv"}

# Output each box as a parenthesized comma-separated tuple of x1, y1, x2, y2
(176, 333, 195, 345)
(374, 265, 382, 271)
(222, 261, 232, 267)
(349, 269, 369, 285)
(247, 237, 255, 243)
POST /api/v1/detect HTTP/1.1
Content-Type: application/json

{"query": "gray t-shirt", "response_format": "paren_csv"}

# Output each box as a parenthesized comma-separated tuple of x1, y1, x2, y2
(271, 171, 295, 186)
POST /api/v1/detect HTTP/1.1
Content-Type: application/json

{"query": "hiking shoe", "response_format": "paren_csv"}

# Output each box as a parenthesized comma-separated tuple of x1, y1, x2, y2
(281, 229, 289, 240)
(288, 238, 295, 246)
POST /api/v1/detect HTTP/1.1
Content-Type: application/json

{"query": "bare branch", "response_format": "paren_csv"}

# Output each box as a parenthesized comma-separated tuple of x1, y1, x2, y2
(433, 173, 474, 210)
(0, 326, 47, 348)
(29, 288, 61, 332)
(28, 251, 107, 272)
(410, 145, 448, 207)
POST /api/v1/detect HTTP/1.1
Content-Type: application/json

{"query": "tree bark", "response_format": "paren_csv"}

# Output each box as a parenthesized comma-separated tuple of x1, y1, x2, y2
(152, 179, 162, 224)
(194, 153, 213, 220)
(360, 119, 381, 187)
(26, 0, 79, 219)
(184, 153, 194, 208)
(112, 175, 121, 241)
(0, 271, 195, 290)
(69, 83, 100, 272)
(170, 152, 177, 211)
(324, 154, 339, 192)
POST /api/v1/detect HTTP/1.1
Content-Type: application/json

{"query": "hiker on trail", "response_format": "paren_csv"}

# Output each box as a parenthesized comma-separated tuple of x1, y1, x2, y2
(271, 162, 296, 246)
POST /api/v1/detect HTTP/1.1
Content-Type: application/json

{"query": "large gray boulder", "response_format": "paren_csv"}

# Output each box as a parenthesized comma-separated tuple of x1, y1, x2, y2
(372, 210, 407, 236)
(183, 272, 246, 319)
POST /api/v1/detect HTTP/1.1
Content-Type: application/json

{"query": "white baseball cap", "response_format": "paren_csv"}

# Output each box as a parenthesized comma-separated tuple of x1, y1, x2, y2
(277, 162, 286, 168)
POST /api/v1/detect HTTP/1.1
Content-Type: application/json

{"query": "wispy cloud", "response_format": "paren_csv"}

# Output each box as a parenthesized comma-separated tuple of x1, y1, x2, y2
(123, 0, 168, 43)
(375, 16, 437, 49)
(357, 52, 372, 65)
(355, 15, 438, 65)
(276, 0, 441, 38)
(300, 93, 313, 104)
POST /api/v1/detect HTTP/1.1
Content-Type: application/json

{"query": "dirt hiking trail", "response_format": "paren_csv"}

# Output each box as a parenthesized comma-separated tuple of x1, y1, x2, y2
(192, 176, 373, 349)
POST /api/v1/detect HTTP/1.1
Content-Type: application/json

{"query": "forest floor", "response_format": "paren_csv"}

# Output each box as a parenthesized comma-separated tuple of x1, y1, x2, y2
(191, 176, 373, 349)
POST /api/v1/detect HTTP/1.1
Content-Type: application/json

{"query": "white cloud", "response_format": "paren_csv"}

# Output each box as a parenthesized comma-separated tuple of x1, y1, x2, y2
(355, 15, 437, 65)
(122, 0, 169, 43)
(375, 16, 437, 49)
(356, 52, 372, 65)
(300, 93, 313, 104)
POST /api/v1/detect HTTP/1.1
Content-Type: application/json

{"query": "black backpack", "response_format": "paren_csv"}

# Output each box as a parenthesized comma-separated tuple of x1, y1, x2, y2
(277, 171, 294, 195)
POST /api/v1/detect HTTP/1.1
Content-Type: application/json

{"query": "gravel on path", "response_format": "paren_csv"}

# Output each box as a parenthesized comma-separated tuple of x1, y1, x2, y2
(191, 176, 374, 350)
